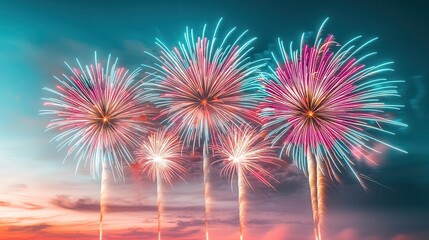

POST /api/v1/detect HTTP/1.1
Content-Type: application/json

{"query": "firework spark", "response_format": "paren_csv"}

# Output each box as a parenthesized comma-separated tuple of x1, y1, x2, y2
(213, 126, 279, 240)
(41, 53, 150, 240)
(136, 128, 186, 240)
(144, 18, 265, 239)
(261, 18, 407, 240)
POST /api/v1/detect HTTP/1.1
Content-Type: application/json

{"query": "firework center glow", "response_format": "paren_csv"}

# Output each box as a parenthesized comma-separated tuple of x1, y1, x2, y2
(201, 99, 208, 107)
(307, 111, 315, 117)
(229, 155, 244, 163)
(153, 156, 165, 163)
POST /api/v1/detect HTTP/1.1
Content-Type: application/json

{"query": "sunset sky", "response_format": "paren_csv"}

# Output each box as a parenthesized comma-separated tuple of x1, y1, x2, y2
(1, 0, 429, 239)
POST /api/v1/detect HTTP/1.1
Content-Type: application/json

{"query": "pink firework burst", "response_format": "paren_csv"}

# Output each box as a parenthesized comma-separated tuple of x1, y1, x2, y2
(144, 18, 265, 147)
(261, 19, 407, 185)
(41, 53, 151, 178)
(260, 19, 407, 240)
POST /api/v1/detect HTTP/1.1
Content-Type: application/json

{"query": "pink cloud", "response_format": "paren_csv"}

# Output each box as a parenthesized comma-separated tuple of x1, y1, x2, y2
(262, 225, 289, 240)
(334, 228, 381, 240)
(335, 228, 360, 240)
(391, 234, 413, 240)
(260, 224, 312, 240)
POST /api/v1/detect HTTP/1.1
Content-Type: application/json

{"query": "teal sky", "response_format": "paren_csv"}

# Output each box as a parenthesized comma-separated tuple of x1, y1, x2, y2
(0, 1, 428, 240)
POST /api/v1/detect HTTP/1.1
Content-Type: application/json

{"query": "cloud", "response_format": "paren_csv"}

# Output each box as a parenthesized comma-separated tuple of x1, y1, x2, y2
(0, 201, 43, 210)
(50, 195, 99, 211)
(391, 234, 413, 240)
(260, 224, 314, 240)
(51, 195, 154, 212)
(0, 222, 96, 240)
(174, 216, 246, 228)
(105, 228, 157, 239)
(334, 228, 362, 240)
(333, 228, 383, 240)
(7, 223, 51, 233)
(108, 222, 202, 239)
(175, 219, 205, 228)
(262, 225, 289, 240)
(9, 184, 28, 191)
(50, 195, 203, 213)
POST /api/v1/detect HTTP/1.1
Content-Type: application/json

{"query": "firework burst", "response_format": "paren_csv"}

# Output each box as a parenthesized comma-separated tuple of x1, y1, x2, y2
(260, 19, 407, 240)
(136, 128, 186, 240)
(41, 53, 151, 240)
(144, 18, 265, 239)
(213, 126, 279, 240)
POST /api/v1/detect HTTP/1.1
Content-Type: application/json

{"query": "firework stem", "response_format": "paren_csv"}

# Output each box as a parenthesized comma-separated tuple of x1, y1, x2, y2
(99, 159, 108, 240)
(203, 141, 210, 240)
(157, 169, 162, 240)
(316, 156, 326, 240)
(307, 150, 320, 240)
(238, 168, 246, 240)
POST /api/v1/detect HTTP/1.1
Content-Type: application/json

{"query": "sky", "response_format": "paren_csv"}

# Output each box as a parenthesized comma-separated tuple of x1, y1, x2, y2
(0, 0, 429, 239)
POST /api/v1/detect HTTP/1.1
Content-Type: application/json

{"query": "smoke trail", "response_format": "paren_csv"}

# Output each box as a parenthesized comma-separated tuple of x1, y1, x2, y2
(157, 169, 163, 240)
(203, 142, 211, 240)
(307, 150, 319, 240)
(238, 168, 246, 240)
(316, 157, 326, 240)
(99, 160, 108, 240)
